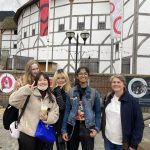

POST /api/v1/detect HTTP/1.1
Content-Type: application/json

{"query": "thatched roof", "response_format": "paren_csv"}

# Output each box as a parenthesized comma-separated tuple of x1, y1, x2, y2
(0, 11, 15, 21)
(0, 17, 17, 30)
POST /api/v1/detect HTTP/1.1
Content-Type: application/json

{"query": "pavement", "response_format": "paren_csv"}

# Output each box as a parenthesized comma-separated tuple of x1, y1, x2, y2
(0, 108, 149, 150)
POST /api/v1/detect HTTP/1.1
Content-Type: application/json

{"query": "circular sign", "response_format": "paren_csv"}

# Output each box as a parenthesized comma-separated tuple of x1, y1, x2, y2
(128, 78, 147, 98)
(0, 73, 16, 93)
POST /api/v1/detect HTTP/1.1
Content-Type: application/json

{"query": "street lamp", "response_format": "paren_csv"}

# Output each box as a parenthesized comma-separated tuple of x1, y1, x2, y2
(66, 30, 90, 72)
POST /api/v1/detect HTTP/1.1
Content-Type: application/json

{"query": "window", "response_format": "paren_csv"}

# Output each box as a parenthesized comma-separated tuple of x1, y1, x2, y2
(32, 29, 35, 36)
(14, 30, 17, 35)
(77, 22, 85, 30)
(24, 32, 27, 38)
(80, 58, 99, 73)
(98, 22, 106, 30)
(14, 44, 17, 49)
(59, 24, 64, 32)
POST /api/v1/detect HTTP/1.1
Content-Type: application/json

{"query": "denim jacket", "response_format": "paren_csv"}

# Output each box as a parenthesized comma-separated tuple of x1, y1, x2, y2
(61, 85, 101, 133)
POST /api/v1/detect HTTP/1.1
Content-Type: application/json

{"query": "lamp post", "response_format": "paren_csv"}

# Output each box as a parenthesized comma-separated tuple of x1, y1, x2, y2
(66, 30, 90, 72)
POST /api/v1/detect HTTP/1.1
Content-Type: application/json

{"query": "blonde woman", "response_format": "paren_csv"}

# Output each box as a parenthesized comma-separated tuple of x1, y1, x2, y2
(47, 69, 71, 150)
(14, 59, 40, 90)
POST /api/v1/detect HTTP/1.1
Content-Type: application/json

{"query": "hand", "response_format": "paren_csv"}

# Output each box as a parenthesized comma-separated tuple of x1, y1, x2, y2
(89, 129, 97, 138)
(40, 111, 48, 121)
(62, 133, 69, 141)
(28, 81, 37, 91)
(14, 77, 23, 90)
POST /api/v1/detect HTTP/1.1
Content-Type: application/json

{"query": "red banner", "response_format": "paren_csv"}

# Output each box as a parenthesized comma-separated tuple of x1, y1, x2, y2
(40, 0, 50, 36)
(109, 0, 123, 39)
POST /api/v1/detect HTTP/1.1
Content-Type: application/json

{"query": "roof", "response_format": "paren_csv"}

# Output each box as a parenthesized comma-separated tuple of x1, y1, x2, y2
(14, 0, 39, 23)
(0, 11, 15, 22)
(0, 17, 17, 30)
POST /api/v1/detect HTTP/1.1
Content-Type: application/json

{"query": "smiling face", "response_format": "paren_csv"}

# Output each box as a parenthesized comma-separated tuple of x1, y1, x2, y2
(111, 77, 125, 94)
(37, 75, 48, 91)
(56, 73, 66, 87)
(77, 68, 89, 84)
(31, 63, 40, 77)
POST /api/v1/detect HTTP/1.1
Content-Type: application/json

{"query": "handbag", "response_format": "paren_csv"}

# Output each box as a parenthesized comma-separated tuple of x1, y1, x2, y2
(35, 120, 56, 143)
(9, 95, 30, 139)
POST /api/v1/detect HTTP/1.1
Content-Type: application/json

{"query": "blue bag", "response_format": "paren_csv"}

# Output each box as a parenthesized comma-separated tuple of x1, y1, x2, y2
(35, 120, 56, 143)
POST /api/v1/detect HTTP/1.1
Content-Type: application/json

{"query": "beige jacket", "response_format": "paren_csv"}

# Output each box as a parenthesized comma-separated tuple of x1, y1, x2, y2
(9, 85, 59, 137)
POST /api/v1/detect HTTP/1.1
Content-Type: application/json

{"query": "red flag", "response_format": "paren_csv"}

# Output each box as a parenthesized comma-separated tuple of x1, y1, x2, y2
(109, 0, 123, 39)
(40, 0, 50, 36)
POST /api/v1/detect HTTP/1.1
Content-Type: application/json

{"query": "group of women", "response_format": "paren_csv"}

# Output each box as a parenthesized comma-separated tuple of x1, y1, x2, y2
(9, 59, 144, 150)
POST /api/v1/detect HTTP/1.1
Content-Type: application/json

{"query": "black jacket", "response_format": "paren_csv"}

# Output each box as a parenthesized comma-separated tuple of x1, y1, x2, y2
(53, 87, 66, 134)
(101, 91, 144, 149)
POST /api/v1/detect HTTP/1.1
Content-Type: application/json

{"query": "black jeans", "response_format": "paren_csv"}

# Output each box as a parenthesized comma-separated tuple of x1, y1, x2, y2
(44, 134, 66, 150)
(67, 121, 94, 150)
(19, 132, 45, 150)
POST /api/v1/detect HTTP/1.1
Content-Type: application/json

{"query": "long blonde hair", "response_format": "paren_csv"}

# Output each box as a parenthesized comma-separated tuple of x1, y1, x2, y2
(22, 59, 40, 85)
(52, 69, 71, 92)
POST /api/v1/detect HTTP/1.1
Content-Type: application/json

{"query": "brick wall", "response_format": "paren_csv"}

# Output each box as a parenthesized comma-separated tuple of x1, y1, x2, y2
(0, 71, 149, 112)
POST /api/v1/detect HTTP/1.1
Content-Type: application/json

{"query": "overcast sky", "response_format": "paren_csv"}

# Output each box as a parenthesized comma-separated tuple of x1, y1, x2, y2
(0, 0, 28, 12)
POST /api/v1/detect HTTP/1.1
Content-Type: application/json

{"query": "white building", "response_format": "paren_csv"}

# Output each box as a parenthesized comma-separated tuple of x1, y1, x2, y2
(0, 11, 17, 69)
(10, 0, 150, 74)
(1, 17, 17, 56)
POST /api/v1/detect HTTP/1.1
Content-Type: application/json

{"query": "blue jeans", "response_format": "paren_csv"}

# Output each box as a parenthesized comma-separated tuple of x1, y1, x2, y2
(104, 137, 122, 150)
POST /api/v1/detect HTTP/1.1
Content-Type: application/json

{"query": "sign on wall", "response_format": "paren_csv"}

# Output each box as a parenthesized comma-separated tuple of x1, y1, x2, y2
(0, 73, 16, 93)
(126, 77, 150, 106)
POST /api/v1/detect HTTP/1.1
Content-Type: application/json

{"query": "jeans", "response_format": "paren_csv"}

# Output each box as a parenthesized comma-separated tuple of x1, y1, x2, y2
(104, 137, 122, 150)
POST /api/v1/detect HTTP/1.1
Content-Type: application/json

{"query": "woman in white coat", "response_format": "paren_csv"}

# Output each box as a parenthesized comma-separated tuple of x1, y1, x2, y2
(9, 72, 59, 150)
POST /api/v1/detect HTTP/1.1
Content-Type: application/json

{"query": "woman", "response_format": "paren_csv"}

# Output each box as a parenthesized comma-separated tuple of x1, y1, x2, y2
(62, 67, 101, 150)
(15, 59, 40, 90)
(101, 75, 144, 150)
(9, 72, 59, 150)
(52, 69, 71, 150)
(45, 69, 71, 150)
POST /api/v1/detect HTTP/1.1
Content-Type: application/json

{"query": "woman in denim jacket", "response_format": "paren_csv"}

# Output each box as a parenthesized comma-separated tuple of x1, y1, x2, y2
(62, 67, 101, 150)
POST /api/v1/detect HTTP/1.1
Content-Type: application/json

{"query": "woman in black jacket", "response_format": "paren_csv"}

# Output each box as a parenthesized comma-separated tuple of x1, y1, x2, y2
(101, 74, 144, 150)
(44, 69, 71, 150)
(50, 69, 71, 150)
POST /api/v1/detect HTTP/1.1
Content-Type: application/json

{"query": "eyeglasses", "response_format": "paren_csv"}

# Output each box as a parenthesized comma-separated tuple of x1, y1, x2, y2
(78, 73, 88, 76)
(57, 69, 64, 73)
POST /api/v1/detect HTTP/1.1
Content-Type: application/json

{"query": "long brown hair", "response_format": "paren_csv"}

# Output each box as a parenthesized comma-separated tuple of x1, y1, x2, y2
(22, 59, 40, 85)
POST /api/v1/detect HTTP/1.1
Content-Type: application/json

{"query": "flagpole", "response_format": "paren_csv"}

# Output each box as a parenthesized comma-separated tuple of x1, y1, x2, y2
(46, 36, 49, 72)
(45, 0, 50, 72)
(119, 0, 124, 74)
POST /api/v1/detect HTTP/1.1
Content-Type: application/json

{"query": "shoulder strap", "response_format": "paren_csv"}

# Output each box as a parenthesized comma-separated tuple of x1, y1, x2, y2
(17, 95, 30, 124)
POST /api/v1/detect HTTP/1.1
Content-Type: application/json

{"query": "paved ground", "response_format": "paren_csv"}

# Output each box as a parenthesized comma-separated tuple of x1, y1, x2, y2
(0, 108, 149, 150)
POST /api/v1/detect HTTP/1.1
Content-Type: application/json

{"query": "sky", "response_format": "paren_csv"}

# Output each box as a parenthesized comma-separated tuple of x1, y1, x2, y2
(0, 0, 28, 12)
